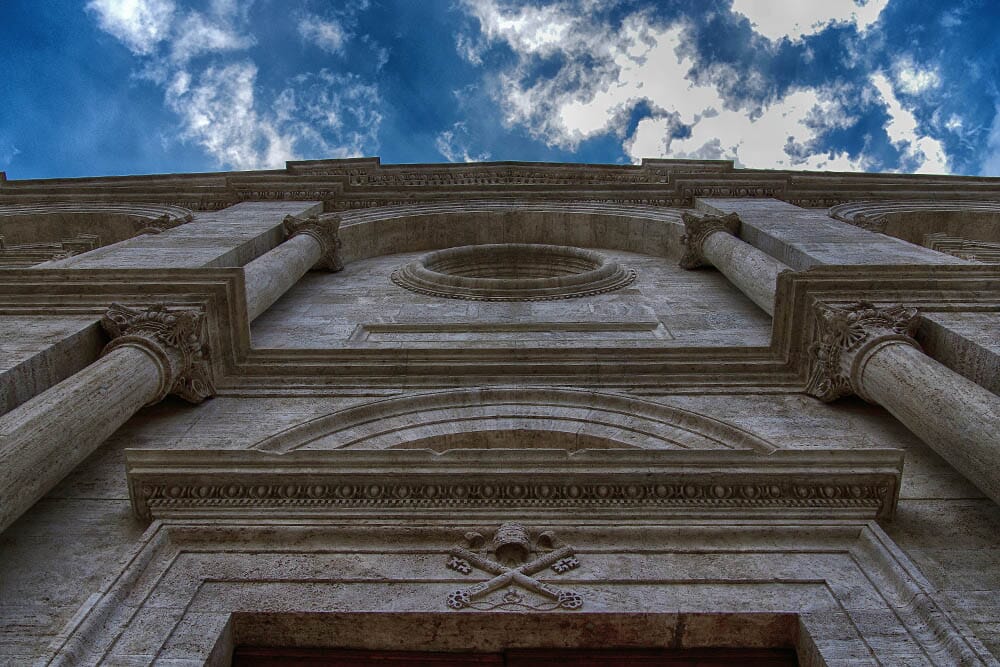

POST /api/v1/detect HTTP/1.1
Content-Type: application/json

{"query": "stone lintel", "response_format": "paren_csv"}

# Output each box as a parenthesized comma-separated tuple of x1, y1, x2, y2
(125, 448, 903, 522)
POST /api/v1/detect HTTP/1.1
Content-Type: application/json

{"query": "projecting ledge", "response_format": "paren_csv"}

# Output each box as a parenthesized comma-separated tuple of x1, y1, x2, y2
(125, 448, 903, 523)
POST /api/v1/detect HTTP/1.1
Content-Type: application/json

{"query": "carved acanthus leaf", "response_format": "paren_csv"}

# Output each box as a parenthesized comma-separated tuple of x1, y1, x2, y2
(101, 303, 216, 404)
(805, 301, 920, 402)
(679, 211, 741, 269)
(283, 214, 344, 271)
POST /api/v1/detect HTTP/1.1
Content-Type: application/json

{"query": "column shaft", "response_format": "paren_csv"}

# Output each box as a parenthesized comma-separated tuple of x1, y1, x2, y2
(701, 231, 785, 315)
(0, 345, 162, 531)
(857, 342, 1000, 504)
(243, 233, 323, 321)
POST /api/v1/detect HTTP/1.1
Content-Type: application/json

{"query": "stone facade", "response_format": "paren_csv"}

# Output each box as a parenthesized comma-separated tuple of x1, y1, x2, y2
(0, 158, 998, 665)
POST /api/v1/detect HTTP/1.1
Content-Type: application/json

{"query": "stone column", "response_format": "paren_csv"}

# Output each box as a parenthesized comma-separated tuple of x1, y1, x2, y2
(806, 301, 1000, 504)
(243, 214, 343, 321)
(679, 212, 789, 315)
(0, 304, 214, 532)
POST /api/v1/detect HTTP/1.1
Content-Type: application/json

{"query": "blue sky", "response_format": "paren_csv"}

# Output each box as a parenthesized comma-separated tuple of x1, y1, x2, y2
(2, 0, 999, 179)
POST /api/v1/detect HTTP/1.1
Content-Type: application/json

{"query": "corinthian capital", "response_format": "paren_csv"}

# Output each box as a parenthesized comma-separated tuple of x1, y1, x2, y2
(679, 212, 741, 269)
(805, 301, 920, 402)
(101, 303, 216, 404)
(283, 214, 343, 271)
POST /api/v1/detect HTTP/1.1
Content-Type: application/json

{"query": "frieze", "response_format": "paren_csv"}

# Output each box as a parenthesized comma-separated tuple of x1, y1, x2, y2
(134, 479, 893, 520)
(288, 165, 669, 187)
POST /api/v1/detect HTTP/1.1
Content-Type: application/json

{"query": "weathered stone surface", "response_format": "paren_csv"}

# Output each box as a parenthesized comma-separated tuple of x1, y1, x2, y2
(1, 158, 999, 665)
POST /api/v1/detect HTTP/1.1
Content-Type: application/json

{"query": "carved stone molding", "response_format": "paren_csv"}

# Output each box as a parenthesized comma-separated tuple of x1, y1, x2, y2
(390, 244, 636, 301)
(101, 303, 216, 404)
(679, 211, 741, 269)
(805, 301, 921, 402)
(283, 213, 344, 271)
(126, 449, 902, 521)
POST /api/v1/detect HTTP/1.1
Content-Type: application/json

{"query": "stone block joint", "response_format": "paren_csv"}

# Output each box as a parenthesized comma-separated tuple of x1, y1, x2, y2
(679, 211, 741, 269)
(805, 300, 920, 402)
(101, 303, 216, 404)
(283, 213, 344, 271)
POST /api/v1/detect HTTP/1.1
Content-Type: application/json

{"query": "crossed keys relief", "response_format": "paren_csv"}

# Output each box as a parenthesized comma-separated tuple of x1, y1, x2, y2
(445, 522, 583, 611)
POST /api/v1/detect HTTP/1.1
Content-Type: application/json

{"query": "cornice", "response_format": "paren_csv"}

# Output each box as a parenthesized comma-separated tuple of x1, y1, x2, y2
(3, 158, 1000, 211)
(0, 264, 997, 391)
(125, 448, 903, 521)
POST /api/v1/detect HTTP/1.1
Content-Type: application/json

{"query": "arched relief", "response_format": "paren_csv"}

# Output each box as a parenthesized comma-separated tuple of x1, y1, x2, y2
(0, 202, 193, 267)
(253, 387, 777, 454)
(828, 200, 1000, 262)
(332, 199, 686, 264)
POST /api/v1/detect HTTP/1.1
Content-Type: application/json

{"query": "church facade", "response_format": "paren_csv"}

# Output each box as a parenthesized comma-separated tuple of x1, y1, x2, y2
(0, 158, 998, 665)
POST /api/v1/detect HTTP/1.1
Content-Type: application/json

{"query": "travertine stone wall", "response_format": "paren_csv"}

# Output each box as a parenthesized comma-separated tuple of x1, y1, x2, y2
(919, 312, 1000, 395)
(250, 249, 774, 348)
(40, 201, 321, 270)
(0, 315, 103, 413)
(2, 393, 998, 662)
(698, 198, 970, 268)
(1, 163, 999, 664)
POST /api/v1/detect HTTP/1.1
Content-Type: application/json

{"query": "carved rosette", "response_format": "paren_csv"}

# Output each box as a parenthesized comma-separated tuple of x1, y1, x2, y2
(283, 214, 343, 271)
(805, 301, 921, 402)
(101, 303, 216, 404)
(679, 211, 741, 269)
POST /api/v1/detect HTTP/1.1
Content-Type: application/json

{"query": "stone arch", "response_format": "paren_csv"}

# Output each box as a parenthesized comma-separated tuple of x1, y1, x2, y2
(253, 387, 777, 453)
(0, 202, 193, 267)
(828, 200, 1000, 261)
(329, 199, 686, 263)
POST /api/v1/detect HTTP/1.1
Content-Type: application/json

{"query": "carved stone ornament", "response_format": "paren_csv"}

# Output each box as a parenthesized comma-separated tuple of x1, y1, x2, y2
(283, 213, 344, 271)
(101, 303, 216, 404)
(805, 301, 920, 403)
(445, 522, 583, 611)
(679, 211, 741, 269)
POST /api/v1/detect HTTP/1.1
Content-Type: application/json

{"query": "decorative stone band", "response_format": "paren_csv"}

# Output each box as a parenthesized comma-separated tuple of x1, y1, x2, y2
(805, 301, 921, 402)
(283, 213, 344, 271)
(679, 211, 741, 269)
(101, 303, 216, 404)
(125, 449, 902, 521)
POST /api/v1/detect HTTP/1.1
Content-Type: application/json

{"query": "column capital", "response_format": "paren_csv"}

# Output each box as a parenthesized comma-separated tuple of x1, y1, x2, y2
(805, 300, 920, 402)
(100, 303, 216, 404)
(283, 214, 344, 271)
(679, 212, 741, 269)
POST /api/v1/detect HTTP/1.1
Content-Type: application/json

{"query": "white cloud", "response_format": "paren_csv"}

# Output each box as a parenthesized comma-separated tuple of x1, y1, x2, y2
(436, 122, 491, 162)
(86, 0, 176, 55)
(0, 142, 20, 167)
(273, 71, 383, 159)
(730, 0, 889, 41)
(297, 14, 347, 55)
(892, 58, 941, 95)
(170, 10, 254, 63)
(460, 3, 866, 170)
(981, 106, 1000, 176)
(871, 73, 948, 174)
(88, 1, 383, 170)
(166, 62, 295, 170)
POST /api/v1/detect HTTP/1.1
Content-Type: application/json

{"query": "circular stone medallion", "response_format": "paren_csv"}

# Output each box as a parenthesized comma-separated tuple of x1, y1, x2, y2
(390, 243, 636, 301)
